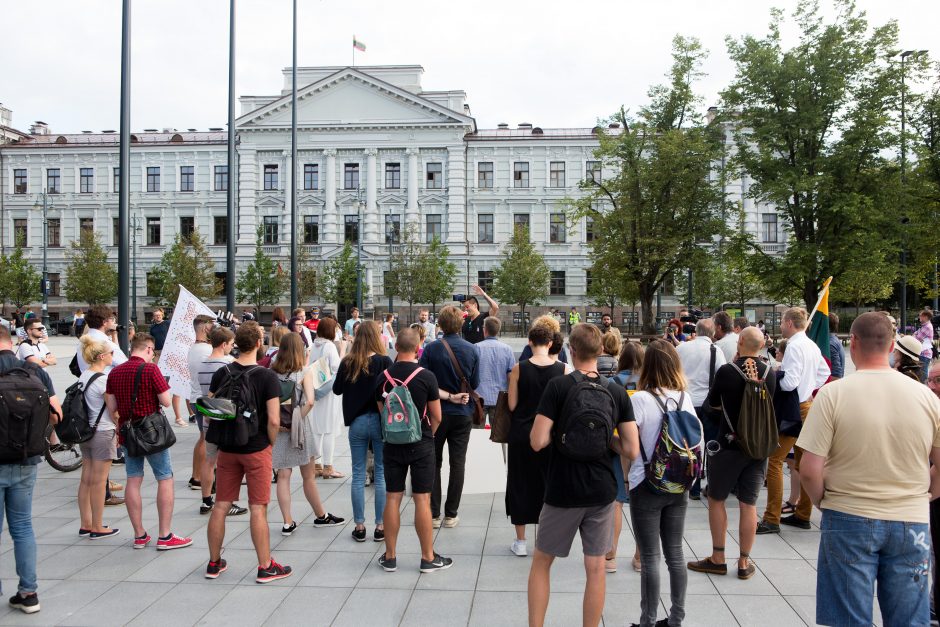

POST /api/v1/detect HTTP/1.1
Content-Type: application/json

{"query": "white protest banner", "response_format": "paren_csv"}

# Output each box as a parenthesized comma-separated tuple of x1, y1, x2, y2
(156, 286, 216, 400)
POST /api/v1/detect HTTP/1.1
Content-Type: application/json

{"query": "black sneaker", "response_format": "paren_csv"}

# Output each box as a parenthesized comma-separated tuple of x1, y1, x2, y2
(112, 456, 125, 465)
(9, 593, 39, 614)
(378, 554, 397, 572)
(200, 500, 214, 515)
(419, 552, 454, 573)
(780, 515, 811, 530)
(205, 558, 227, 579)
(256, 558, 292, 583)
(188, 478, 201, 491)
(313, 513, 344, 527)
(227, 504, 248, 516)
(352, 527, 367, 542)
(374, 528, 385, 542)
(282, 522, 298, 536)
(756, 520, 781, 535)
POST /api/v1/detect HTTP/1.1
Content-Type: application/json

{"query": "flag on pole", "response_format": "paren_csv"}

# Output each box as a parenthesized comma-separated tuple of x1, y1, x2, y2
(806, 276, 833, 364)
(353, 36, 366, 52)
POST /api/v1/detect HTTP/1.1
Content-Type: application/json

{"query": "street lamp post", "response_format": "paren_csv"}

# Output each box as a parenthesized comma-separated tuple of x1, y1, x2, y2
(355, 187, 363, 312)
(34, 191, 52, 328)
(130, 216, 141, 324)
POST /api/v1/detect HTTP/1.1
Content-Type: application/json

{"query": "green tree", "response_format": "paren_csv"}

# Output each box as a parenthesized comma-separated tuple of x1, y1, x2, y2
(417, 236, 458, 315)
(714, 206, 766, 309)
(63, 231, 118, 306)
(909, 87, 940, 300)
(318, 241, 363, 308)
(722, 0, 902, 308)
(4, 247, 41, 310)
(295, 236, 319, 305)
(387, 225, 424, 323)
(586, 254, 638, 319)
(149, 231, 219, 306)
(236, 226, 286, 312)
(492, 227, 549, 326)
(567, 36, 727, 334)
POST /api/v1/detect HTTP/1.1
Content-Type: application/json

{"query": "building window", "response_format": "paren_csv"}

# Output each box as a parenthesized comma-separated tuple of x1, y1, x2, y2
(426, 214, 442, 243)
(180, 216, 195, 241)
(13, 169, 27, 194)
(478, 270, 494, 293)
(426, 163, 443, 189)
(113, 218, 120, 246)
(303, 215, 319, 244)
(80, 168, 94, 193)
(13, 219, 27, 247)
(214, 165, 228, 191)
(550, 271, 566, 296)
(47, 168, 61, 194)
(146, 217, 161, 246)
(303, 164, 319, 190)
(47, 273, 60, 297)
(263, 216, 278, 244)
(586, 217, 596, 242)
(385, 214, 401, 244)
(80, 217, 94, 237)
(383, 271, 394, 295)
(344, 164, 359, 190)
(214, 216, 227, 245)
(513, 162, 529, 188)
(549, 213, 566, 243)
(385, 163, 400, 189)
(146, 167, 160, 192)
(549, 162, 566, 188)
(113, 167, 120, 193)
(180, 166, 194, 192)
(47, 218, 61, 247)
(263, 165, 278, 191)
(344, 215, 359, 243)
(586, 270, 593, 292)
(586, 160, 602, 184)
(513, 213, 530, 236)
(478, 214, 494, 243)
(762, 214, 778, 243)
(477, 162, 494, 189)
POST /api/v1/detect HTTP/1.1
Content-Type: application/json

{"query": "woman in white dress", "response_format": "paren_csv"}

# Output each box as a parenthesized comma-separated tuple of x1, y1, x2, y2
(309, 317, 345, 479)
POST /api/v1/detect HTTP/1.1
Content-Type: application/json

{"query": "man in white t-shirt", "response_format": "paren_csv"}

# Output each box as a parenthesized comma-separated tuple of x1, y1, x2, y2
(798, 312, 940, 627)
(76, 306, 128, 373)
(418, 309, 437, 345)
(186, 315, 216, 493)
(16, 319, 56, 368)
(712, 311, 738, 363)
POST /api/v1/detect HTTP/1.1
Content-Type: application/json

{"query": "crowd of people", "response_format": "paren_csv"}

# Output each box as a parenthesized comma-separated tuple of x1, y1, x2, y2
(0, 293, 938, 625)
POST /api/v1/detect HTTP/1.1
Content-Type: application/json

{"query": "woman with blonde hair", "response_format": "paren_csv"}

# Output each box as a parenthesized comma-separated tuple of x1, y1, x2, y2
(260, 325, 288, 367)
(332, 320, 392, 542)
(271, 333, 344, 534)
(77, 336, 120, 538)
(596, 329, 622, 377)
(518, 314, 568, 364)
(629, 339, 698, 627)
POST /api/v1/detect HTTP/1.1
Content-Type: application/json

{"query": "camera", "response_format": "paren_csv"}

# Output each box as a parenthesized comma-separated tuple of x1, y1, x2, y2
(679, 308, 703, 324)
(215, 310, 238, 330)
(453, 294, 467, 303)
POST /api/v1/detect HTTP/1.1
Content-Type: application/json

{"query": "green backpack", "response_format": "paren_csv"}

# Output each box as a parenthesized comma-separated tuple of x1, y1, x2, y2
(722, 358, 778, 460)
(379, 367, 426, 445)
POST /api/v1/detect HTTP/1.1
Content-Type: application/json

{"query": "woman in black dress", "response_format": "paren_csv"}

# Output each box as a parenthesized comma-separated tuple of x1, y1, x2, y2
(505, 325, 566, 557)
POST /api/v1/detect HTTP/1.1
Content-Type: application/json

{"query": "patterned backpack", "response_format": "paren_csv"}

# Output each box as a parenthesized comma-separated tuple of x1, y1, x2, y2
(639, 392, 703, 494)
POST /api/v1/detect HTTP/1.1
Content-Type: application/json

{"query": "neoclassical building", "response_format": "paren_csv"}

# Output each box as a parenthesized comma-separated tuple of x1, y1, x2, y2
(0, 65, 784, 323)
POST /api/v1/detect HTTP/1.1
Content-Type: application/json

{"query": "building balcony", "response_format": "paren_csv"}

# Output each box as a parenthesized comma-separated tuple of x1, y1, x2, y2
(760, 242, 786, 255)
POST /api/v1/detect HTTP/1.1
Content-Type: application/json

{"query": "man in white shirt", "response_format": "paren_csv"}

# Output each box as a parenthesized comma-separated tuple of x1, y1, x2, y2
(76, 306, 128, 373)
(676, 318, 726, 499)
(16, 319, 56, 368)
(713, 312, 738, 363)
(418, 309, 437, 346)
(758, 306, 830, 534)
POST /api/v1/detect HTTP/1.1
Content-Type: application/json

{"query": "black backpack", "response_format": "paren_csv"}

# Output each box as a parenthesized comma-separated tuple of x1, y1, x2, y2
(0, 366, 51, 462)
(205, 366, 260, 448)
(553, 371, 616, 461)
(57, 373, 106, 445)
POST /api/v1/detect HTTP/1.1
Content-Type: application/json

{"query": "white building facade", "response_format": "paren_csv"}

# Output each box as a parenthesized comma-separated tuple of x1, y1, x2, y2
(0, 65, 785, 323)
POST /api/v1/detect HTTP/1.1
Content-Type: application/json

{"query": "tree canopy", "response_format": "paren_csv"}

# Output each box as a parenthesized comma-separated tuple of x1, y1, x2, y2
(63, 231, 118, 306)
(492, 226, 549, 324)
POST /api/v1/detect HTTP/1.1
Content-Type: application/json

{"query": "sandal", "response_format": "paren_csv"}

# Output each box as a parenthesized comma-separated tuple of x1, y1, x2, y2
(322, 465, 345, 479)
(738, 553, 756, 580)
(605, 557, 617, 573)
(781, 501, 797, 514)
(631, 556, 642, 572)
(314, 463, 324, 478)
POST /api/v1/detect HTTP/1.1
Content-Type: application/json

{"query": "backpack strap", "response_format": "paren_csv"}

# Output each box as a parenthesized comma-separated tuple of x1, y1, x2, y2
(440, 338, 470, 393)
(401, 366, 424, 387)
(84, 372, 108, 431)
(130, 363, 147, 419)
(708, 344, 717, 388)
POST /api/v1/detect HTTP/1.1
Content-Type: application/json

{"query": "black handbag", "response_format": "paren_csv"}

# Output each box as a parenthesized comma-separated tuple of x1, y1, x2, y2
(120, 364, 176, 457)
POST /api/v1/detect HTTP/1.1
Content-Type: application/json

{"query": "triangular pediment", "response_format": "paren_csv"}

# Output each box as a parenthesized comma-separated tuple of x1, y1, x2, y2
(257, 195, 285, 208)
(421, 193, 448, 205)
(237, 68, 475, 130)
(377, 192, 406, 205)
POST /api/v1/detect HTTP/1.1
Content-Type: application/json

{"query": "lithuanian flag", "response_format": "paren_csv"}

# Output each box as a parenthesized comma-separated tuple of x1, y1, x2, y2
(353, 36, 366, 52)
(806, 276, 832, 364)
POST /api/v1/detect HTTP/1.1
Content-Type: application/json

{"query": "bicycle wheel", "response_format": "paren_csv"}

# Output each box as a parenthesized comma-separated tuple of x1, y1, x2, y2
(44, 424, 83, 472)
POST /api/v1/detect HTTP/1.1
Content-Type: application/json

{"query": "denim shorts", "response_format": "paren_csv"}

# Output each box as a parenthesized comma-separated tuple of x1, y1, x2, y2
(125, 448, 173, 481)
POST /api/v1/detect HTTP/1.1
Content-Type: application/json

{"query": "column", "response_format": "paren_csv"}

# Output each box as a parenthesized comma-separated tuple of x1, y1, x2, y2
(323, 149, 337, 244)
(282, 150, 292, 251)
(365, 148, 378, 243)
(446, 145, 466, 244)
(406, 148, 419, 226)
(237, 149, 257, 245)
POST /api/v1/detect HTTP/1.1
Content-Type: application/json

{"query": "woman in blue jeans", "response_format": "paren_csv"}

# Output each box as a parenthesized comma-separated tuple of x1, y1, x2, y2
(333, 321, 392, 542)
(627, 340, 698, 627)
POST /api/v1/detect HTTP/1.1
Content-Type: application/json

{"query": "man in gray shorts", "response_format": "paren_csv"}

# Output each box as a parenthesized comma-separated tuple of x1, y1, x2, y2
(527, 324, 639, 627)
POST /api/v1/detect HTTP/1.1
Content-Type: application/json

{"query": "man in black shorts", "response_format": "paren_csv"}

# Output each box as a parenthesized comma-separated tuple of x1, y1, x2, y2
(687, 327, 776, 580)
(374, 328, 452, 574)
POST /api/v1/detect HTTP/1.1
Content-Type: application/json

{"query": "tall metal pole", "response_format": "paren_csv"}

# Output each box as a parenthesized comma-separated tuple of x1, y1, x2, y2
(289, 0, 298, 310)
(117, 0, 131, 354)
(356, 198, 362, 311)
(225, 0, 236, 313)
(40, 192, 48, 328)
(900, 52, 908, 332)
(686, 268, 693, 313)
(131, 216, 138, 324)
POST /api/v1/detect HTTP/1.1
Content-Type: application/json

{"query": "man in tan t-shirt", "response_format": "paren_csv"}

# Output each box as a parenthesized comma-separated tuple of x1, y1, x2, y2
(799, 312, 940, 627)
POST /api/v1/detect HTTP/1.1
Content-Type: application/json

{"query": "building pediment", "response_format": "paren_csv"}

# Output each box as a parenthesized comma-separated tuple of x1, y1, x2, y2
(257, 195, 285, 208)
(237, 68, 475, 132)
(420, 193, 448, 205)
(377, 192, 406, 205)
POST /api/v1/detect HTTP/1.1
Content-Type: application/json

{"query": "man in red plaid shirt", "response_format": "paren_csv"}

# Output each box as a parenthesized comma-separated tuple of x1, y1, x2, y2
(105, 333, 192, 551)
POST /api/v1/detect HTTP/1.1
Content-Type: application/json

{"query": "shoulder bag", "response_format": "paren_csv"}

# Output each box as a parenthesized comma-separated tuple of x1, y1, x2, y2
(120, 364, 177, 457)
(440, 339, 485, 426)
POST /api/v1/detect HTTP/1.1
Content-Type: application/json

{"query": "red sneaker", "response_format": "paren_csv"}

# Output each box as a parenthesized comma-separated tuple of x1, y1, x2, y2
(156, 533, 193, 551)
(133, 533, 152, 549)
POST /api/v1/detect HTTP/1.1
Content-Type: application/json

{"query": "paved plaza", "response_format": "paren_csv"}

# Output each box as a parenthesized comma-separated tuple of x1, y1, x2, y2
(0, 337, 851, 626)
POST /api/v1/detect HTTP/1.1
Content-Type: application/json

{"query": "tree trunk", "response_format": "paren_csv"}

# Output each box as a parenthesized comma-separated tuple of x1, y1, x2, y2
(640, 290, 656, 336)
(803, 282, 817, 312)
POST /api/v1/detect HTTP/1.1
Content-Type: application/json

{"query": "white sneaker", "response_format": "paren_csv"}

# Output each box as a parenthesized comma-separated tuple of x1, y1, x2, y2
(443, 516, 459, 528)
(432, 517, 442, 529)
(511, 539, 528, 557)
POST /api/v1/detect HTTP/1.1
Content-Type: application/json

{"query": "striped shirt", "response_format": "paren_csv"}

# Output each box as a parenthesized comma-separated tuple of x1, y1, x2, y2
(474, 337, 515, 406)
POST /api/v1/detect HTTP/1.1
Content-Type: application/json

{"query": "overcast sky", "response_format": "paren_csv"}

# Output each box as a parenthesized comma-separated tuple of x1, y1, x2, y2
(2, 0, 937, 134)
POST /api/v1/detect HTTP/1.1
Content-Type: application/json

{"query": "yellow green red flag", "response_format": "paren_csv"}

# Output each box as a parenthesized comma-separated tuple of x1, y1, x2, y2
(806, 276, 832, 364)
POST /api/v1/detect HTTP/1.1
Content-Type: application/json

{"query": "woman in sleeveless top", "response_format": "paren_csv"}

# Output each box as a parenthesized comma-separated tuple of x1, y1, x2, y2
(504, 325, 566, 557)
(271, 333, 344, 534)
